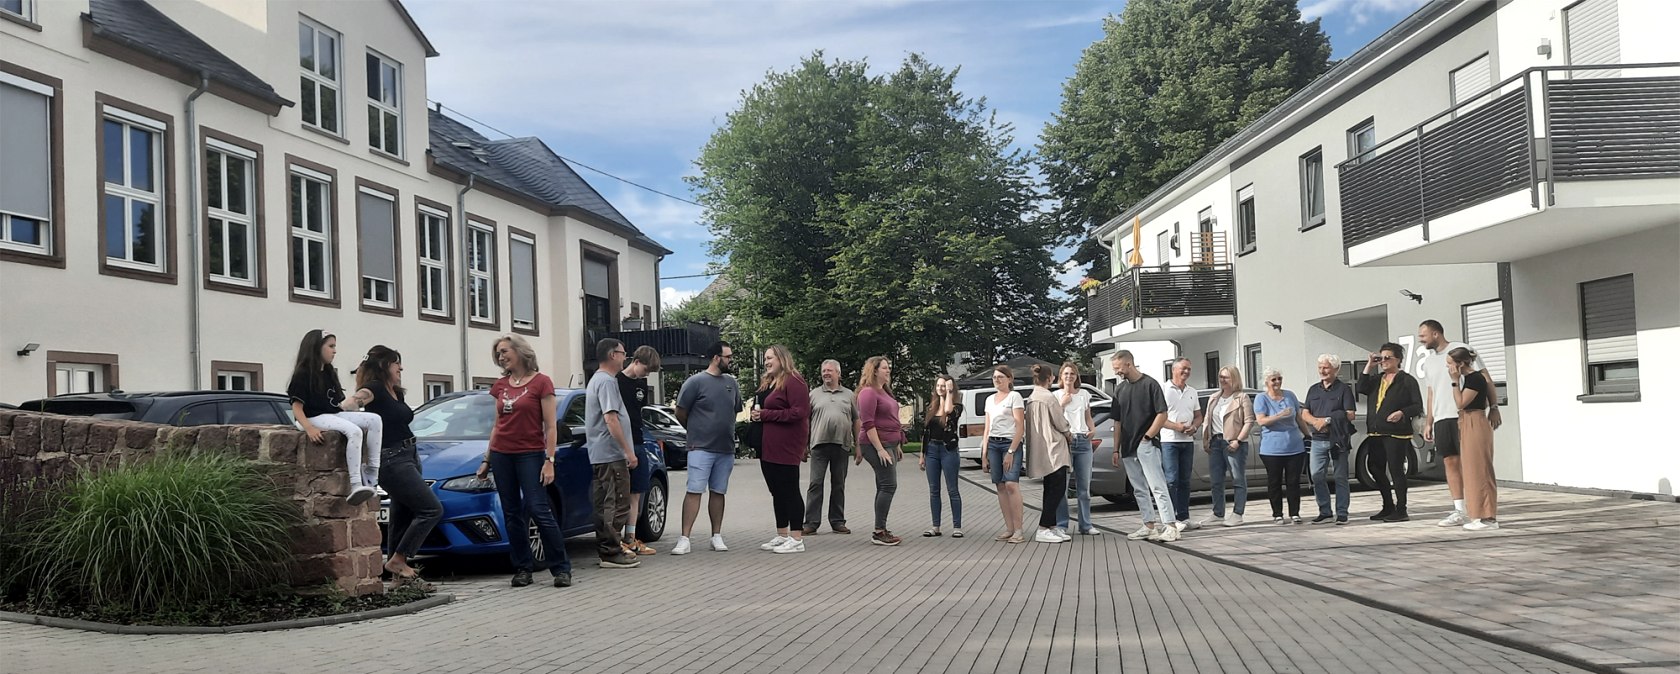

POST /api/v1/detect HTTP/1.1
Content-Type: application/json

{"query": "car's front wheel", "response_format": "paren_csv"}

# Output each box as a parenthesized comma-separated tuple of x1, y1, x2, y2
(637, 479, 668, 542)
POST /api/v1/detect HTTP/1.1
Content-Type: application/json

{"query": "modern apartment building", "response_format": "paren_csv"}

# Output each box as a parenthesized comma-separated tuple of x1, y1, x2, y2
(1086, 0, 1677, 495)
(0, 0, 677, 405)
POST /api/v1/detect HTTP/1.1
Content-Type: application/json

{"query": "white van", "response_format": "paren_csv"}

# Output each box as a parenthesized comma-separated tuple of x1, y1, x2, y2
(954, 383, 1111, 462)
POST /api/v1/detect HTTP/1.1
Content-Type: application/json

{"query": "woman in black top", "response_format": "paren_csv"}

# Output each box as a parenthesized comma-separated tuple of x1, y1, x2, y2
(919, 375, 964, 538)
(345, 345, 440, 584)
(1357, 342, 1424, 522)
(1448, 347, 1499, 531)
(287, 329, 383, 504)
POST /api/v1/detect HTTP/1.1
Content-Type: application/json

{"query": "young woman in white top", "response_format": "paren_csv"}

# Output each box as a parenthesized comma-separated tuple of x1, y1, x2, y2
(1055, 362, 1098, 535)
(980, 365, 1027, 543)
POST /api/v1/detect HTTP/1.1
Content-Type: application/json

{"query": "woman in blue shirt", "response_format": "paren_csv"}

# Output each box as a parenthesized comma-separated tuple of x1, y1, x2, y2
(1253, 367, 1310, 524)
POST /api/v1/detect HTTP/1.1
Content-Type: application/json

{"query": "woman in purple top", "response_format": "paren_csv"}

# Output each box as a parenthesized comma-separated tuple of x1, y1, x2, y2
(855, 356, 904, 546)
(753, 345, 812, 554)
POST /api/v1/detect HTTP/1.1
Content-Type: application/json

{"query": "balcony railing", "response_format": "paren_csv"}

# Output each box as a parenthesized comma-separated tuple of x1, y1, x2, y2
(1337, 63, 1680, 251)
(603, 321, 722, 365)
(1087, 264, 1237, 332)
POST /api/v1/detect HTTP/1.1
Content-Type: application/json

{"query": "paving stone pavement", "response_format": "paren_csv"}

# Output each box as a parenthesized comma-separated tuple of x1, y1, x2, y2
(0, 459, 1630, 674)
(1006, 464, 1680, 674)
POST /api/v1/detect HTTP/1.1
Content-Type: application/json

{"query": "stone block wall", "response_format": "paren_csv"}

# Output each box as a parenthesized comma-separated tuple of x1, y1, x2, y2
(0, 410, 383, 596)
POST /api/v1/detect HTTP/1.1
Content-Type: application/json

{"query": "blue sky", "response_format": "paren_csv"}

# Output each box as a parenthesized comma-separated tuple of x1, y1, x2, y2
(405, 0, 1428, 308)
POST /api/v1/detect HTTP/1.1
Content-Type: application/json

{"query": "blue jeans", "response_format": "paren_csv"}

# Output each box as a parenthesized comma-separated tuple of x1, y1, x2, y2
(1207, 436, 1249, 517)
(1056, 435, 1093, 531)
(924, 441, 962, 528)
(488, 451, 572, 575)
(986, 437, 1023, 483)
(1310, 440, 1350, 518)
(1122, 443, 1174, 525)
(1160, 441, 1194, 523)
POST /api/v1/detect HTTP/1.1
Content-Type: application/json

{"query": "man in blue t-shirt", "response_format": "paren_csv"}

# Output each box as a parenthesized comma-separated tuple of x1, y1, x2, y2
(1301, 354, 1357, 524)
(670, 341, 743, 556)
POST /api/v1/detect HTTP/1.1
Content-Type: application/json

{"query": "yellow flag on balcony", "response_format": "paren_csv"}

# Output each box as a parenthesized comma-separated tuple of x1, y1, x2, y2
(1127, 216, 1144, 268)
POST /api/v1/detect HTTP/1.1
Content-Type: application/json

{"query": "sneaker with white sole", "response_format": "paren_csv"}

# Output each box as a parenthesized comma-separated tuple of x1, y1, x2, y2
(346, 485, 377, 506)
(772, 538, 806, 554)
(710, 534, 729, 552)
(1180, 519, 1201, 531)
(1196, 514, 1224, 527)
(1034, 528, 1066, 543)
(1157, 525, 1180, 542)
(1078, 527, 1102, 535)
(1463, 519, 1500, 531)
(1053, 527, 1071, 541)
(671, 536, 692, 555)
(1145, 526, 1165, 542)
(1438, 511, 1469, 527)
(1224, 513, 1244, 527)
(1127, 526, 1154, 540)
(759, 536, 790, 551)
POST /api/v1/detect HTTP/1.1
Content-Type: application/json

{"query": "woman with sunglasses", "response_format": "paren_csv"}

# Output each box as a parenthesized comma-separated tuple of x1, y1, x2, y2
(1253, 367, 1309, 524)
(1358, 343, 1424, 522)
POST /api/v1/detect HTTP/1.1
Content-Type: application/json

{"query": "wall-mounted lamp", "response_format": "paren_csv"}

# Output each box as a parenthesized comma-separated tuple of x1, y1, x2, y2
(1399, 289, 1424, 304)
(16, 342, 40, 357)
(1537, 38, 1552, 59)
(1264, 321, 1282, 332)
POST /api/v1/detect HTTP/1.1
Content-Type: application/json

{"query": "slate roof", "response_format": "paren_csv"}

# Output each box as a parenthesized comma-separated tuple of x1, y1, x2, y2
(429, 109, 672, 255)
(83, 0, 290, 109)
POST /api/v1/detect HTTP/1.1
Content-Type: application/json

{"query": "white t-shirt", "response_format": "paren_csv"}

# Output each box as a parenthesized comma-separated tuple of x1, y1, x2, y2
(1209, 395, 1232, 430)
(1161, 381, 1200, 443)
(986, 390, 1025, 438)
(1418, 341, 1485, 421)
(1059, 389, 1091, 435)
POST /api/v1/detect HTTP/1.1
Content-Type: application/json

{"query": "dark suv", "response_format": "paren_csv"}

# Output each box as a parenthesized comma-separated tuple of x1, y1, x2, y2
(18, 390, 296, 426)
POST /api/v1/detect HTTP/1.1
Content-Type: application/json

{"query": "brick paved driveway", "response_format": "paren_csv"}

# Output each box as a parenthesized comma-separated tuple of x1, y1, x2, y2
(0, 460, 1625, 674)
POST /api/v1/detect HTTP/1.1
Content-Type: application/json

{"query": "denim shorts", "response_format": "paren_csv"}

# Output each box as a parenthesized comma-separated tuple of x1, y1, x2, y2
(630, 444, 652, 493)
(986, 436, 1024, 484)
(685, 450, 734, 494)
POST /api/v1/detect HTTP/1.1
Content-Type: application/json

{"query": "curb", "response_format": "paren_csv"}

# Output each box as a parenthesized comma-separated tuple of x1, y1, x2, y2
(1495, 478, 1680, 504)
(0, 594, 454, 635)
(955, 472, 1624, 674)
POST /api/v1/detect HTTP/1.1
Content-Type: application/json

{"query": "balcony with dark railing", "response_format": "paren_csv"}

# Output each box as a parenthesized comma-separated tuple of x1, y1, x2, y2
(1088, 232, 1237, 343)
(1338, 63, 1680, 267)
(601, 320, 722, 370)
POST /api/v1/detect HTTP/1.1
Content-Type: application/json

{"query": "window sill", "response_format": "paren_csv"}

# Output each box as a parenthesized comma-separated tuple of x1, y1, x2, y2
(302, 124, 350, 145)
(512, 325, 539, 337)
(1300, 218, 1326, 233)
(0, 248, 65, 269)
(359, 302, 404, 318)
(205, 278, 267, 298)
(288, 289, 341, 309)
(469, 318, 500, 331)
(0, 11, 42, 31)
(368, 148, 410, 166)
(1577, 392, 1640, 404)
(100, 262, 177, 285)
(1236, 245, 1257, 258)
(419, 311, 456, 325)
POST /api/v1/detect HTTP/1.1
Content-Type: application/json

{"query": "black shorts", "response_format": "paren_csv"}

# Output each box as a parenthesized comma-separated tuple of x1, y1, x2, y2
(1434, 419, 1461, 457)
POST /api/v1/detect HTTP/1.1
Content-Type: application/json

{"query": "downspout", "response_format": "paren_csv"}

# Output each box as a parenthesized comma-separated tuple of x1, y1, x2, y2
(456, 174, 476, 388)
(184, 73, 210, 389)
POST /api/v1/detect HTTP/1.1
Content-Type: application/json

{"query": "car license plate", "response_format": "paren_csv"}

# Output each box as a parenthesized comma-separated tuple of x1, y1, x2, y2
(377, 508, 390, 524)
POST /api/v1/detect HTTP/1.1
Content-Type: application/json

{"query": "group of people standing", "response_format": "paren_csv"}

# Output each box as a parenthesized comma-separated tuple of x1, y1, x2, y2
(1104, 319, 1501, 544)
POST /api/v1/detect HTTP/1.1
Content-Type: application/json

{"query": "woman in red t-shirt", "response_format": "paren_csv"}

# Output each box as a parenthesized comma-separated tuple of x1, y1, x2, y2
(753, 345, 811, 554)
(472, 335, 574, 588)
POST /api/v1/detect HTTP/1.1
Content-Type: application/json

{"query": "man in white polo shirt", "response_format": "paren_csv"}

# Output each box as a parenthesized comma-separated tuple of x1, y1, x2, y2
(1161, 358, 1203, 532)
(1416, 319, 1500, 527)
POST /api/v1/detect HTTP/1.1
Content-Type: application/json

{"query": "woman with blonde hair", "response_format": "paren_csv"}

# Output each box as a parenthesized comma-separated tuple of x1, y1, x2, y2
(855, 356, 905, 546)
(1198, 365, 1255, 527)
(981, 364, 1027, 543)
(1449, 347, 1499, 531)
(1025, 364, 1074, 544)
(473, 334, 573, 588)
(753, 345, 812, 554)
(1055, 361, 1098, 535)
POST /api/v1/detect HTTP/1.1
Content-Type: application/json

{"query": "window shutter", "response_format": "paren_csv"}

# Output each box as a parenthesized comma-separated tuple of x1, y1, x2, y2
(1582, 275, 1638, 363)
(1565, 0, 1621, 79)
(510, 235, 535, 326)
(0, 82, 53, 220)
(1451, 54, 1493, 113)
(358, 192, 396, 280)
(583, 257, 610, 298)
(1462, 300, 1508, 383)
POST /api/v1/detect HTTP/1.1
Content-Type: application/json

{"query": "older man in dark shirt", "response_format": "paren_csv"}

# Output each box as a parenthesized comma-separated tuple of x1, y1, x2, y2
(1302, 354, 1357, 524)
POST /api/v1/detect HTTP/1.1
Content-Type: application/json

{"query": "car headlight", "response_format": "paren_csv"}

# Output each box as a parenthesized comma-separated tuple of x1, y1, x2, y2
(440, 475, 496, 493)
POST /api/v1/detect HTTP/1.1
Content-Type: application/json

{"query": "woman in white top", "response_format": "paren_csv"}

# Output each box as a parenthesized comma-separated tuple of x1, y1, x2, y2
(980, 365, 1026, 543)
(1054, 362, 1098, 535)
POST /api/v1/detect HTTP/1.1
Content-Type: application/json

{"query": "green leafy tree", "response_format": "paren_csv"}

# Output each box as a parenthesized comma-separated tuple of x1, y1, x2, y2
(1041, 0, 1332, 278)
(689, 53, 1066, 400)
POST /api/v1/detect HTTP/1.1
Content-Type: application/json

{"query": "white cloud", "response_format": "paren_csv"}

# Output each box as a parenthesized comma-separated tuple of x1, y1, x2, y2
(608, 186, 710, 242)
(661, 286, 700, 309)
(1301, 0, 1429, 27)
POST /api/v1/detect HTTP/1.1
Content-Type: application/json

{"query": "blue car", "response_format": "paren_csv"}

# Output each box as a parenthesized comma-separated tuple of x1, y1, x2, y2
(378, 389, 668, 562)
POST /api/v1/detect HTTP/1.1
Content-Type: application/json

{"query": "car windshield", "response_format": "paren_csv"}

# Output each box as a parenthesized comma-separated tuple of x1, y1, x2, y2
(411, 394, 496, 439)
(643, 408, 681, 430)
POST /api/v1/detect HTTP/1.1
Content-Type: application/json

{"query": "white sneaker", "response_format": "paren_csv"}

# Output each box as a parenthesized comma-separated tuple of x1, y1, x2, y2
(1034, 528, 1066, 544)
(1053, 527, 1072, 541)
(671, 536, 692, 555)
(1157, 525, 1180, 542)
(1145, 526, 1164, 542)
(1438, 511, 1469, 527)
(1224, 513, 1244, 527)
(347, 485, 377, 506)
(1464, 519, 1500, 531)
(1179, 519, 1201, 531)
(710, 534, 729, 551)
(759, 535, 790, 551)
(1196, 513, 1223, 527)
(1127, 526, 1154, 540)
(1078, 527, 1102, 535)
(772, 538, 805, 554)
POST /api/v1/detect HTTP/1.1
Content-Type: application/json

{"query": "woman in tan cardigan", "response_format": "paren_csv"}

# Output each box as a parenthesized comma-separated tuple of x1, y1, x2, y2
(1024, 364, 1074, 544)
(1198, 365, 1255, 527)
